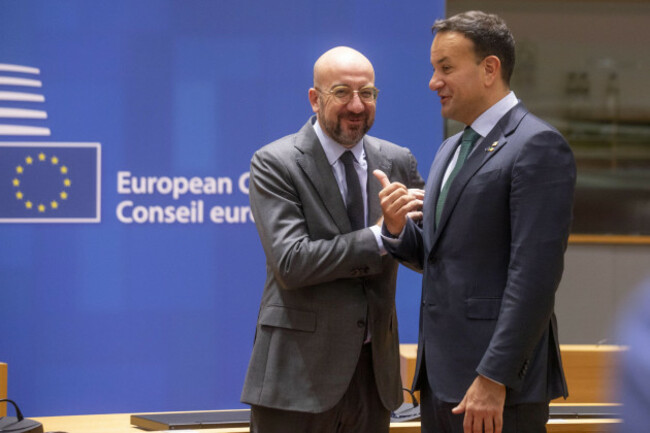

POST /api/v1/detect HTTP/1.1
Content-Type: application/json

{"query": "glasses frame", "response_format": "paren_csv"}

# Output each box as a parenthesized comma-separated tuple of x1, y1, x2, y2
(315, 85, 379, 104)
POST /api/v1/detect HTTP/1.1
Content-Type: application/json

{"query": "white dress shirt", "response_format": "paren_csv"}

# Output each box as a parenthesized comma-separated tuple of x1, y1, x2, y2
(440, 91, 519, 189)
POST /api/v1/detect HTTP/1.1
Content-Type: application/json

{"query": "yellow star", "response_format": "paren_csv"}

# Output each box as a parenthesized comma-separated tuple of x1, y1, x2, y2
(12, 178, 20, 187)
(25, 156, 33, 165)
(16, 191, 23, 200)
(16, 166, 23, 174)
(63, 178, 71, 187)
(51, 201, 59, 209)
(60, 166, 68, 174)
(38, 204, 45, 212)
(25, 201, 33, 209)
(60, 191, 68, 200)
(51, 156, 59, 165)
(38, 153, 46, 161)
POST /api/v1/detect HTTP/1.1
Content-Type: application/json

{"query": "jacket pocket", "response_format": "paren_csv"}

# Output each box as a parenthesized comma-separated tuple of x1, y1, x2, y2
(466, 298, 502, 320)
(259, 305, 316, 332)
(473, 168, 501, 182)
(464, 169, 502, 194)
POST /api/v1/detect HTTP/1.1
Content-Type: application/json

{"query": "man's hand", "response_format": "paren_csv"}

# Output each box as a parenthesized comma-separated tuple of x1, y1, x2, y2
(373, 169, 423, 236)
(407, 188, 425, 222)
(452, 375, 506, 433)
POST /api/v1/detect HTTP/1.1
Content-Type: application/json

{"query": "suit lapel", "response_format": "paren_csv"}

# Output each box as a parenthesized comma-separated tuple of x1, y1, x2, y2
(365, 137, 392, 226)
(431, 103, 529, 247)
(294, 120, 350, 233)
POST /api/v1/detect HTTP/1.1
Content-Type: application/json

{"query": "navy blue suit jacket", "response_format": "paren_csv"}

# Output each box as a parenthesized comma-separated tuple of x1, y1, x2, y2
(385, 103, 575, 404)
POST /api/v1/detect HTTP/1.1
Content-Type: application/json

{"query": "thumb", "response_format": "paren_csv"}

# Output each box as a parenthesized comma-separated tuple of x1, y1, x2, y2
(373, 169, 390, 188)
(451, 397, 466, 415)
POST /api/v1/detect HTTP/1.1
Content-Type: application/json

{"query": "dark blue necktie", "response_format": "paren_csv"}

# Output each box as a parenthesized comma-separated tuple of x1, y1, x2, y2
(340, 151, 364, 231)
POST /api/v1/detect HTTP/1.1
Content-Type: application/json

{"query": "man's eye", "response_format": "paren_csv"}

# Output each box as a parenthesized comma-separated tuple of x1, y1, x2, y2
(359, 90, 374, 99)
(332, 88, 350, 98)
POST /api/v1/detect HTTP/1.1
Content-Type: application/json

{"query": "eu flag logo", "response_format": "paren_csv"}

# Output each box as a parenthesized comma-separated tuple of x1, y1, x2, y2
(0, 142, 101, 222)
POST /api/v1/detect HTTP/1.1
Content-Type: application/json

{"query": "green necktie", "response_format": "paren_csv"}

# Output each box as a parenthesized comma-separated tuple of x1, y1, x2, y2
(435, 127, 481, 227)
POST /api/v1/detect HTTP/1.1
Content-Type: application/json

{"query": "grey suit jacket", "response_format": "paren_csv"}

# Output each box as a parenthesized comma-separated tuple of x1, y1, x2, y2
(241, 117, 424, 413)
(385, 103, 575, 405)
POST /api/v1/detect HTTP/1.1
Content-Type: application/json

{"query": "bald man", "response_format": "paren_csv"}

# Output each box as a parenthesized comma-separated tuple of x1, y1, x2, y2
(241, 46, 424, 433)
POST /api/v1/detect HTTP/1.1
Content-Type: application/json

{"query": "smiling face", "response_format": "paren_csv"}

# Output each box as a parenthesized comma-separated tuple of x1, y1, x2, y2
(309, 47, 376, 147)
(429, 31, 492, 126)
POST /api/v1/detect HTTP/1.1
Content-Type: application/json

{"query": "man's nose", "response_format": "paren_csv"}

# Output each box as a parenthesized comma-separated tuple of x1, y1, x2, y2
(429, 74, 443, 91)
(346, 93, 366, 113)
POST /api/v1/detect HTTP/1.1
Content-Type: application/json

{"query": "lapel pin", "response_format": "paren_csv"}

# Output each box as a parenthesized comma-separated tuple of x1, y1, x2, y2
(485, 141, 499, 152)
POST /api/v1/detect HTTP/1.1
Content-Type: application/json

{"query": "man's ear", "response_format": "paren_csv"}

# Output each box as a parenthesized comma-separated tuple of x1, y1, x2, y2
(482, 55, 501, 87)
(308, 88, 319, 113)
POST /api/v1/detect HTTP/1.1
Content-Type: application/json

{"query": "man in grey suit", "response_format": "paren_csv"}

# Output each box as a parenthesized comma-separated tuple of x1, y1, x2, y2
(241, 46, 424, 433)
(375, 11, 575, 433)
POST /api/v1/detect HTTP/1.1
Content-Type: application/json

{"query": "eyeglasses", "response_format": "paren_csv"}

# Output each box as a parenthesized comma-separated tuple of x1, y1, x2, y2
(315, 85, 379, 104)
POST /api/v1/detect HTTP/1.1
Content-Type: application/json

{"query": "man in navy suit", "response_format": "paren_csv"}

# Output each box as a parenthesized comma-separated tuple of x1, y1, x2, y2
(375, 11, 575, 433)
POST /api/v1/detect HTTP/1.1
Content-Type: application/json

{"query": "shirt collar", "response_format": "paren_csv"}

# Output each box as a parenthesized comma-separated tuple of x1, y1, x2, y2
(469, 91, 519, 138)
(312, 117, 364, 165)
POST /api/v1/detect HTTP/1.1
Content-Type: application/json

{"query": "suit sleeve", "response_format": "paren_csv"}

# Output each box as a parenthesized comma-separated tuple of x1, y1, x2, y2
(382, 218, 425, 272)
(476, 129, 576, 389)
(249, 148, 384, 290)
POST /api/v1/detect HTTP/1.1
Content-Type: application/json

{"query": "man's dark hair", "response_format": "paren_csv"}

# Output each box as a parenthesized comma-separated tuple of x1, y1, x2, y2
(432, 11, 515, 85)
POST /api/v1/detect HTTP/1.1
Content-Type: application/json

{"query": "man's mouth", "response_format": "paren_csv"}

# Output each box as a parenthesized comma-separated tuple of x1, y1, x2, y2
(344, 116, 365, 125)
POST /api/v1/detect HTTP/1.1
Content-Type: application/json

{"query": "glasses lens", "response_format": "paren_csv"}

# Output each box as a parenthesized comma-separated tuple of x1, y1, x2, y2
(325, 86, 377, 103)
(331, 86, 352, 102)
(359, 87, 377, 102)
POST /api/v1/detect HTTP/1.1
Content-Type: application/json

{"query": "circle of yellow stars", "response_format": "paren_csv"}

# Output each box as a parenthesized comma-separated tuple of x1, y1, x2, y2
(12, 152, 71, 213)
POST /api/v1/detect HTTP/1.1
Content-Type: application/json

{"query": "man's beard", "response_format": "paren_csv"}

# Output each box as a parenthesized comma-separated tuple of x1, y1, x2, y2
(320, 108, 373, 146)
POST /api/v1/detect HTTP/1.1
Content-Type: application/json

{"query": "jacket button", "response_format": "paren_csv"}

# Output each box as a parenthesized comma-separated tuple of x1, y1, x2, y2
(357, 320, 365, 328)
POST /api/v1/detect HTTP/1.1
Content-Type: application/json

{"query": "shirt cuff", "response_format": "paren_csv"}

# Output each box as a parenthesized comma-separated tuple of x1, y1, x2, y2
(369, 225, 387, 256)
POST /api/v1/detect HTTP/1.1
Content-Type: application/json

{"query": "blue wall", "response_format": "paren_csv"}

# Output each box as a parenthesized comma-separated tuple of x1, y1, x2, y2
(0, 0, 444, 416)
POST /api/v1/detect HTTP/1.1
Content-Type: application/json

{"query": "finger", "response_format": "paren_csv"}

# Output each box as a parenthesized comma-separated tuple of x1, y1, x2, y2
(404, 198, 423, 213)
(472, 415, 483, 433)
(409, 198, 423, 211)
(382, 182, 408, 197)
(484, 416, 494, 433)
(380, 187, 410, 211)
(400, 195, 422, 212)
(494, 411, 503, 433)
(407, 211, 423, 221)
(408, 188, 425, 200)
(377, 183, 408, 204)
(452, 399, 465, 415)
(462, 412, 473, 433)
(373, 169, 390, 188)
(384, 194, 420, 217)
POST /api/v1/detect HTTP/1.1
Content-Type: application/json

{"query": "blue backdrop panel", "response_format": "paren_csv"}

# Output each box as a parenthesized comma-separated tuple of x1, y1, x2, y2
(0, 0, 444, 416)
